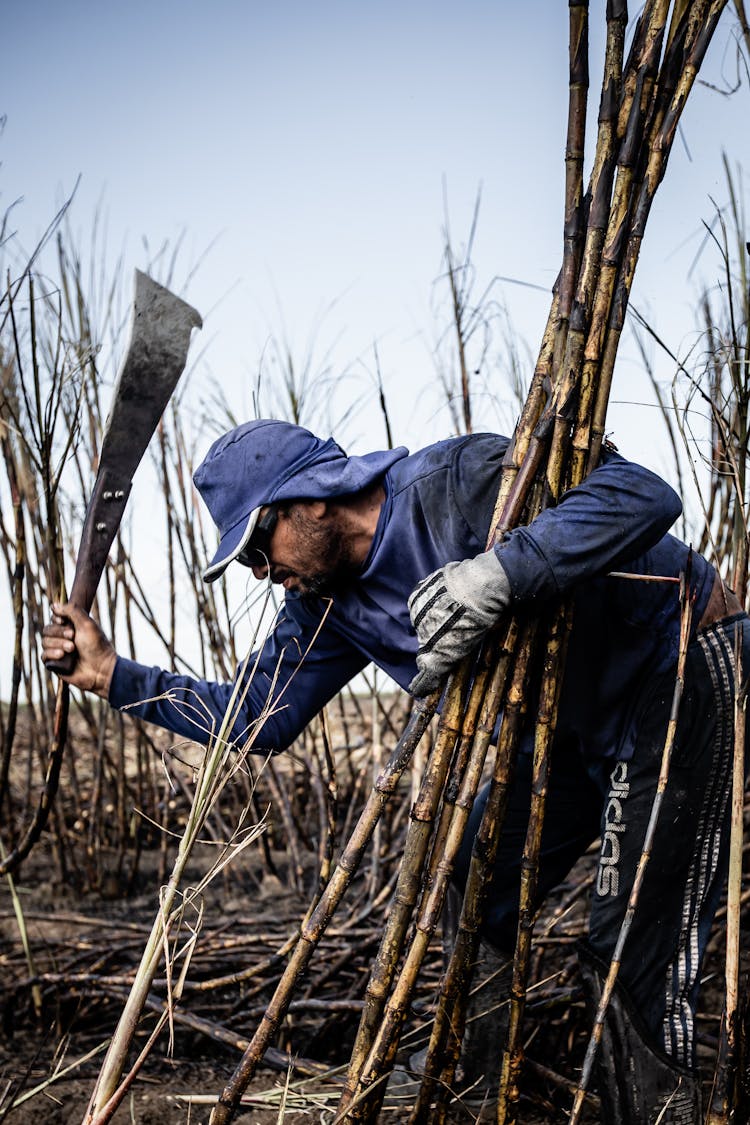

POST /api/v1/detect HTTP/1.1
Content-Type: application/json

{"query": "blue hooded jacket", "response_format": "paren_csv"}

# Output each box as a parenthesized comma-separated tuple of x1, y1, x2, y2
(109, 432, 713, 761)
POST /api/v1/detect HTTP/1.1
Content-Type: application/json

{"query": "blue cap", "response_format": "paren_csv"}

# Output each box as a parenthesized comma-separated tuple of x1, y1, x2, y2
(193, 419, 409, 582)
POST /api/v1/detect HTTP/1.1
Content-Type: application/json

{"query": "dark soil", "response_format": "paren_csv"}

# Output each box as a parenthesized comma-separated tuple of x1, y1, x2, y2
(2, 706, 748, 1123)
(0, 844, 625, 1124)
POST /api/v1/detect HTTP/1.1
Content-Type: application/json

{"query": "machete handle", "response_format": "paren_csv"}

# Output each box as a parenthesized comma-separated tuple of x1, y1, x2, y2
(45, 466, 131, 677)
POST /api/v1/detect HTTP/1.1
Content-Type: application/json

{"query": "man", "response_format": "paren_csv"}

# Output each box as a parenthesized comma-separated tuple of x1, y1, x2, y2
(43, 418, 748, 1122)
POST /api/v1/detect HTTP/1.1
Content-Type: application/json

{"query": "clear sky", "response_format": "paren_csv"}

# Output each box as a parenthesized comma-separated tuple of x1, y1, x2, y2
(2, 2, 749, 684)
(5, 1, 747, 466)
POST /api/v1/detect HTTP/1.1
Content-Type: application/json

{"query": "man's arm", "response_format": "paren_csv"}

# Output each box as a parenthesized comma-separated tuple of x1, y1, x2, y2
(43, 596, 368, 751)
(409, 445, 683, 695)
(490, 447, 682, 603)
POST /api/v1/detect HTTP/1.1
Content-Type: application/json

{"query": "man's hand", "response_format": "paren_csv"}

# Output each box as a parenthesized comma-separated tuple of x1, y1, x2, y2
(42, 602, 117, 698)
(408, 550, 511, 697)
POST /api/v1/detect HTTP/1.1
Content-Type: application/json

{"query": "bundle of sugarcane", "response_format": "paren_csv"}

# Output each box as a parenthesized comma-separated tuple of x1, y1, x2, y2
(209, 4, 732, 1123)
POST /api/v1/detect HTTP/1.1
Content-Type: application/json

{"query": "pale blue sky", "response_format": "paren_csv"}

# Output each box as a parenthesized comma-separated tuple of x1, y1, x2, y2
(6, 4, 747, 447)
(9, 0, 747, 467)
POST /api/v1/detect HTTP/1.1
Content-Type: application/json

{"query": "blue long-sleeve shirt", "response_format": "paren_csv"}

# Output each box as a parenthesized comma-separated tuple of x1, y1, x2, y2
(109, 433, 714, 761)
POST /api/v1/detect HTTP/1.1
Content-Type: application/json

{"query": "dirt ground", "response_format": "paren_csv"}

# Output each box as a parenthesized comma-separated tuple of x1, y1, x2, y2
(0, 846, 602, 1125)
(0, 838, 672, 1125)
(1, 706, 746, 1124)
(1, 893, 734, 1125)
(0, 863, 352, 1125)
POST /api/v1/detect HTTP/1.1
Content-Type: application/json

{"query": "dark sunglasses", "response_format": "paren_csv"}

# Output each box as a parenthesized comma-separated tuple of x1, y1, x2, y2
(237, 504, 280, 568)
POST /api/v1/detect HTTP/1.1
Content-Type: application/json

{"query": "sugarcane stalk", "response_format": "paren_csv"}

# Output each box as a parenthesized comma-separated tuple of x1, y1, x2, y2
(84, 708, 244, 1118)
(341, 638, 520, 1121)
(336, 659, 475, 1112)
(444, 204, 475, 435)
(484, 391, 582, 1125)
(568, 568, 694, 1124)
(417, 456, 575, 1124)
(496, 605, 571, 1125)
(492, 251, 614, 1120)
(86, 901, 203, 1125)
(408, 623, 536, 1124)
(553, 0, 589, 382)
(588, 0, 729, 467)
(617, 0, 663, 138)
(349, 644, 525, 1119)
(342, 631, 519, 1113)
(572, 0, 673, 476)
(490, 301, 558, 533)
(424, 645, 504, 877)
(0, 424, 25, 822)
(338, 628, 522, 1123)
(567, 0, 626, 482)
(0, 281, 75, 877)
(0, 678, 70, 876)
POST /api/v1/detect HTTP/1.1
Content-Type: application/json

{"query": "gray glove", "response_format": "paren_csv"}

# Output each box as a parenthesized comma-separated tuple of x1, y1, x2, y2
(407, 550, 511, 697)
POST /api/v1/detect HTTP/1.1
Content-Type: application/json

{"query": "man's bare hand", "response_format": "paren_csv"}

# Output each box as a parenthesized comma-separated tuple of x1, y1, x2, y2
(42, 602, 117, 699)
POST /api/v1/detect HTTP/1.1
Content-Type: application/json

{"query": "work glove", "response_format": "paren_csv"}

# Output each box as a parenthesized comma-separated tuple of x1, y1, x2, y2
(408, 550, 511, 697)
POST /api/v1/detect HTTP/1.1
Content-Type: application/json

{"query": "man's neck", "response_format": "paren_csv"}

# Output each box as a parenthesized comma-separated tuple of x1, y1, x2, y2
(336, 483, 386, 567)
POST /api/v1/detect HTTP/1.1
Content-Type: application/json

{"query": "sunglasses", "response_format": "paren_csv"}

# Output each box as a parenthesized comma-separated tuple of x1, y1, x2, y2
(237, 504, 280, 568)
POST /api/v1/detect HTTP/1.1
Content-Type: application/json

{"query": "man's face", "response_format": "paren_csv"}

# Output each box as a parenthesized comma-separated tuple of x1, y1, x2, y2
(244, 501, 359, 596)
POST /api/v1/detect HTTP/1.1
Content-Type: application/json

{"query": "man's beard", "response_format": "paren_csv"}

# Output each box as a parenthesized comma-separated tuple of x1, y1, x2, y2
(288, 509, 360, 596)
(299, 573, 335, 597)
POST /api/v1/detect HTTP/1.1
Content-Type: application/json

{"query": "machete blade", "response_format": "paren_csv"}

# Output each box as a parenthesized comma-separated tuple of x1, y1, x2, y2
(98, 270, 202, 479)
(48, 271, 202, 673)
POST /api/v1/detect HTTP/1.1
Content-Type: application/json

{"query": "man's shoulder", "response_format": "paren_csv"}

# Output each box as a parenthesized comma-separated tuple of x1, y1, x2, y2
(390, 431, 510, 491)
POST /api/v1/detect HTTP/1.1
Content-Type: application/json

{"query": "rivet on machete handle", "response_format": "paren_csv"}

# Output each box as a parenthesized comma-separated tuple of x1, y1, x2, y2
(46, 270, 202, 677)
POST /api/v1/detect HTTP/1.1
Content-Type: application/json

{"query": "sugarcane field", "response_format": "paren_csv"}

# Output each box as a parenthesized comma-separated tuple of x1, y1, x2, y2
(4, 3, 750, 1123)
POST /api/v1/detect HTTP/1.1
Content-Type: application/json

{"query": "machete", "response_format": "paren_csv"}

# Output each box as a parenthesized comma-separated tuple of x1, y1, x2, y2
(48, 269, 202, 674)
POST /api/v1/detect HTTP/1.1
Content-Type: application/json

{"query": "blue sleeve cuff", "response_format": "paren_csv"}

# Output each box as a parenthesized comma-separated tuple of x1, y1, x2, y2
(109, 655, 158, 709)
